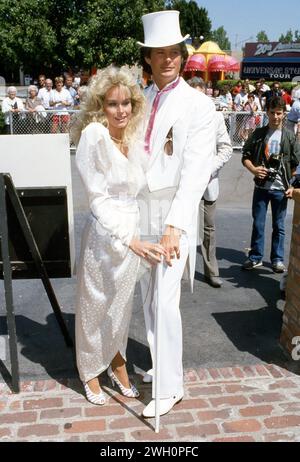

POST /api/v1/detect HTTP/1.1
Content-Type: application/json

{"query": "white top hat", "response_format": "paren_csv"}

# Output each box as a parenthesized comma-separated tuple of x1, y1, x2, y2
(137, 10, 189, 48)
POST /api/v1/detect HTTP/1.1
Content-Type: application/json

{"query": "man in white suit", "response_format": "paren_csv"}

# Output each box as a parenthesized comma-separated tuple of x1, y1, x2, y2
(137, 11, 216, 417)
(188, 77, 233, 287)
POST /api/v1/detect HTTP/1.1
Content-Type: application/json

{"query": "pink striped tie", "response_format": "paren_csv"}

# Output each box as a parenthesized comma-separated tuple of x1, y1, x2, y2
(144, 77, 180, 154)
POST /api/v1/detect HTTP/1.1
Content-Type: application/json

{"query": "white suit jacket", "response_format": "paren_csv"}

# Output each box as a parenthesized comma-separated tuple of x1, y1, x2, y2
(203, 111, 233, 201)
(142, 77, 216, 289)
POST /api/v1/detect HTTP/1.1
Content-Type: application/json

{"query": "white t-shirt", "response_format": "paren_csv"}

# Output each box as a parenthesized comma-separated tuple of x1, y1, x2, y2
(259, 129, 284, 191)
(38, 87, 52, 109)
(234, 92, 248, 111)
(49, 89, 73, 114)
(1, 97, 24, 124)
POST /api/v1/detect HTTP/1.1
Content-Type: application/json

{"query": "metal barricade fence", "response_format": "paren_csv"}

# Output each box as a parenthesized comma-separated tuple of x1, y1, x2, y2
(9, 109, 79, 148)
(9, 109, 288, 150)
(222, 111, 289, 149)
(224, 111, 267, 149)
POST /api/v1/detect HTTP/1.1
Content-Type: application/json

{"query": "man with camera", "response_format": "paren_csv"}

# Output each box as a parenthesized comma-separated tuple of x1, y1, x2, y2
(242, 96, 300, 272)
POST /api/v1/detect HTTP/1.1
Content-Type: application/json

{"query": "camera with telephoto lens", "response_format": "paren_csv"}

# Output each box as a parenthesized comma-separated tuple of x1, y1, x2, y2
(266, 153, 281, 182)
(255, 153, 282, 187)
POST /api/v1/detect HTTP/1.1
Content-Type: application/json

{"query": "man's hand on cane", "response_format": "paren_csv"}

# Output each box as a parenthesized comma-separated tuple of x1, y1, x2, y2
(160, 225, 182, 267)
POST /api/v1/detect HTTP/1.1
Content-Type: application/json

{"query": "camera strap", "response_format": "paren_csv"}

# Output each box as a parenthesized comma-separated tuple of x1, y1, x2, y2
(264, 143, 270, 161)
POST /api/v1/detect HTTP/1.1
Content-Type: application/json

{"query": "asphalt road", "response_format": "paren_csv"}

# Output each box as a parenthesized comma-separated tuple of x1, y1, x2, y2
(0, 151, 296, 381)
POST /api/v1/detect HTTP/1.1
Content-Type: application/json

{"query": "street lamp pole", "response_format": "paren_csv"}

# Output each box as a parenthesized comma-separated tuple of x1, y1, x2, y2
(234, 35, 254, 50)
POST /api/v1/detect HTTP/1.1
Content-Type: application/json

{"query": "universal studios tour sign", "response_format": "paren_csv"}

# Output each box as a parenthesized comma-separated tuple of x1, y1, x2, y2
(242, 42, 300, 81)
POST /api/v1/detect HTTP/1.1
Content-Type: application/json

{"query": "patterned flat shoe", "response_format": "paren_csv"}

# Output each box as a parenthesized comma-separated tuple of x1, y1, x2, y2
(107, 366, 139, 398)
(83, 382, 106, 405)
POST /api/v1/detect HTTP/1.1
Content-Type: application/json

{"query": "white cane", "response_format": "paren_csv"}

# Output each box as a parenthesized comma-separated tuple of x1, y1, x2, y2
(154, 260, 163, 433)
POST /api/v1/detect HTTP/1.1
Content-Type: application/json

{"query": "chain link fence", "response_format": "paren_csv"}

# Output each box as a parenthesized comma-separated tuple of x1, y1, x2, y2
(7, 109, 289, 150)
(8, 110, 78, 147)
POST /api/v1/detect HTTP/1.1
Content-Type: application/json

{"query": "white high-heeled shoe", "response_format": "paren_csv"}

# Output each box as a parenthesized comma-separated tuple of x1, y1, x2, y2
(83, 381, 106, 405)
(107, 366, 139, 398)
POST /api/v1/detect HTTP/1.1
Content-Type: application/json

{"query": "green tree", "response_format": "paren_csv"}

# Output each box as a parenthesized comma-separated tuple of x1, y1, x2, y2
(0, 0, 58, 76)
(256, 31, 269, 42)
(211, 26, 231, 51)
(166, 0, 211, 44)
(0, 0, 165, 80)
(63, 0, 165, 68)
(47, 0, 87, 73)
(295, 30, 300, 42)
(279, 29, 294, 43)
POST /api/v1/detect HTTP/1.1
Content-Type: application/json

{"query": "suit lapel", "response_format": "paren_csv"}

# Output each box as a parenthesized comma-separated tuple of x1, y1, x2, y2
(147, 79, 187, 168)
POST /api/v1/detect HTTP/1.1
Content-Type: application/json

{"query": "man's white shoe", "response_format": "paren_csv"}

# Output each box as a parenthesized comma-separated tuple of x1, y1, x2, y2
(142, 369, 153, 383)
(142, 394, 183, 418)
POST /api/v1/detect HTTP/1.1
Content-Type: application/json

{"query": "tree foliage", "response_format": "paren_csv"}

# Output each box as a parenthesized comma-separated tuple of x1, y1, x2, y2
(256, 31, 269, 43)
(0, 0, 57, 75)
(0, 0, 217, 80)
(211, 26, 231, 51)
(166, 0, 211, 43)
(295, 30, 300, 42)
(278, 29, 294, 43)
(0, 0, 164, 78)
(63, 0, 165, 69)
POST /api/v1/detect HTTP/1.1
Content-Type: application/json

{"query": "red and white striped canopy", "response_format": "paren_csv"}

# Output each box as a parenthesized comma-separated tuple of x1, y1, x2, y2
(207, 55, 227, 72)
(184, 54, 206, 72)
(208, 54, 240, 72)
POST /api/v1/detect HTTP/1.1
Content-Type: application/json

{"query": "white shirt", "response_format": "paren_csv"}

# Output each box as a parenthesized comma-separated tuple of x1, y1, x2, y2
(49, 89, 73, 114)
(1, 97, 24, 124)
(234, 92, 248, 111)
(38, 87, 52, 109)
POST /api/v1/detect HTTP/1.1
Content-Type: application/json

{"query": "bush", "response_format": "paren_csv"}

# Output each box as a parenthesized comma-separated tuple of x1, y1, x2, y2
(216, 79, 240, 90)
(280, 82, 298, 92)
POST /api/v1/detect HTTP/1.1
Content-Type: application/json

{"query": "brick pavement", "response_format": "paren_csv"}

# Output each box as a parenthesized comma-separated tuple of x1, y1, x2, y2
(1, 364, 300, 442)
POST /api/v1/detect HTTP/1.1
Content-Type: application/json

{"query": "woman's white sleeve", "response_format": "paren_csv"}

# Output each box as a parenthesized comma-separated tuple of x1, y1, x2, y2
(75, 127, 134, 247)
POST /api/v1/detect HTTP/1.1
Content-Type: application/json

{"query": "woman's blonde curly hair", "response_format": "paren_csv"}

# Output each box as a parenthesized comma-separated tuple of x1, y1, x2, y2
(70, 66, 145, 146)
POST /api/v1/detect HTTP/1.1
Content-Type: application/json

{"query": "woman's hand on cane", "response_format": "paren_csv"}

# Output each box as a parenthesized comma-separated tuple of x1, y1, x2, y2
(129, 239, 167, 266)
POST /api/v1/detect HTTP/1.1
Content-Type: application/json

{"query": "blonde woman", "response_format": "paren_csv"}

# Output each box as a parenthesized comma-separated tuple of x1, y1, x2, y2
(72, 67, 166, 406)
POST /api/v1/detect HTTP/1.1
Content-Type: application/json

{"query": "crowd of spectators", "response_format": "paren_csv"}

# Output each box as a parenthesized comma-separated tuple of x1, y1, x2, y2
(201, 78, 300, 142)
(1, 73, 87, 134)
(2, 72, 300, 140)
(205, 78, 295, 113)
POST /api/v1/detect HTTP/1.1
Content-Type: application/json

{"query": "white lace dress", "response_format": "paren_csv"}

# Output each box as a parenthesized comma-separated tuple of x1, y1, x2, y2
(75, 122, 145, 383)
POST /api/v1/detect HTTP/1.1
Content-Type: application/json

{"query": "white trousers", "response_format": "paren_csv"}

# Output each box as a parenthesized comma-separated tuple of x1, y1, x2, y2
(140, 234, 189, 399)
